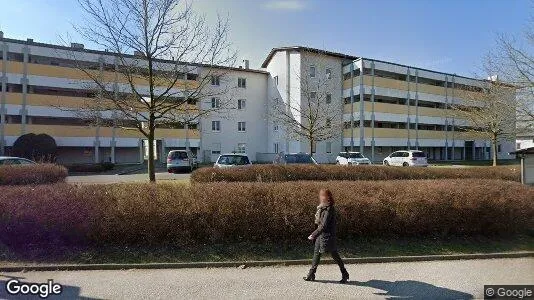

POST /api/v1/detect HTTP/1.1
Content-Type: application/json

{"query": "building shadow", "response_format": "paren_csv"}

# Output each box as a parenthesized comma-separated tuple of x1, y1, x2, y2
(315, 279, 473, 299)
(0, 275, 102, 300)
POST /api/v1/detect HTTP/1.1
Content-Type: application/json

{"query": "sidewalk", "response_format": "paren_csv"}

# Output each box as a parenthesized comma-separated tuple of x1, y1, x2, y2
(2, 257, 532, 299)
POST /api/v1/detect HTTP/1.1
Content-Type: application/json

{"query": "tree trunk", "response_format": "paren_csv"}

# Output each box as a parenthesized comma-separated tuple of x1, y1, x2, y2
(309, 138, 314, 157)
(147, 116, 156, 182)
(492, 133, 498, 167)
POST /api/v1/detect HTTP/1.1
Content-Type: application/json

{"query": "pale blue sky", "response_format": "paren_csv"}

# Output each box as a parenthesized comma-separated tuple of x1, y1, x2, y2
(0, 0, 531, 76)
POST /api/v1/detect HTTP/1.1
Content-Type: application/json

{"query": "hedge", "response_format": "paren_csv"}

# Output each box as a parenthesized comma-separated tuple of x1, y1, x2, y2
(191, 165, 520, 183)
(0, 163, 68, 185)
(1, 179, 532, 248)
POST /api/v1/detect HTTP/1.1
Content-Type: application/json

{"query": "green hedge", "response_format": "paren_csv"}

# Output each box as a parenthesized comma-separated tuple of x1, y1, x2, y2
(1, 179, 532, 248)
(0, 163, 68, 185)
(191, 164, 520, 183)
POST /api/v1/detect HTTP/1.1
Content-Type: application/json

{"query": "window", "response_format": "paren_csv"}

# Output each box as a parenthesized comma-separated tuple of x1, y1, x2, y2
(238, 99, 246, 110)
(238, 77, 247, 88)
(326, 93, 332, 104)
(498, 144, 502, 153)
(211, 143, 221, 155)
(274, 143, 279, 153)
(309, 91, 317, 100)
(273, 124, 279, 131)
(309, 65, 316, 78)
(326, 118, 331, 128)
(326, 68, 332, 79)
(211, 75, 220, 86)
(212, 121, 221, 131)
(238, 121, 246, 132)
(211, 98, 220, 108)
(237, 143, 247, 153)
(326, 142, 332, 153)
(274, 76, 279, 86)
(517, 143, 521, 150)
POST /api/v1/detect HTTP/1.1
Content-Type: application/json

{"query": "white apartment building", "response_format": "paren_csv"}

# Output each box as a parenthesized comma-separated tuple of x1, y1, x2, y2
(0, 34, 515, 164)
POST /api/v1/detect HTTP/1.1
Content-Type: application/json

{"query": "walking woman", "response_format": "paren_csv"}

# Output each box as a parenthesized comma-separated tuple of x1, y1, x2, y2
(303, 189, 349, 283)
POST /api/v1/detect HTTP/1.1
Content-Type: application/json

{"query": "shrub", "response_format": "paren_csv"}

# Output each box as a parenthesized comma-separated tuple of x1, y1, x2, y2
(191, 165, 520, 183)
(0, 179, 532, 248)
(12, 133, 57, 162)
(0, 163, 68, 185)
(67, 162, 115, 173)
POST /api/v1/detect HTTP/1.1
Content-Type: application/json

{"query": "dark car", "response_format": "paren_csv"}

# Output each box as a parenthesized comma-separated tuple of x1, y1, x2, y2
(273, 152, 318, 165)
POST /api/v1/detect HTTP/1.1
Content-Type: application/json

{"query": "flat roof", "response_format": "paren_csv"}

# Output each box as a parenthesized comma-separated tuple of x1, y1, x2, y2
(261, 46, 359, 68)
(1, 37, 269, 75)
(352, 57, 482, 82)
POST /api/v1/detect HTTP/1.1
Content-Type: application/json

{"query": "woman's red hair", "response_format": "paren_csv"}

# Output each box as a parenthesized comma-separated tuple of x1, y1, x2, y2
(319, 189, 334, 205)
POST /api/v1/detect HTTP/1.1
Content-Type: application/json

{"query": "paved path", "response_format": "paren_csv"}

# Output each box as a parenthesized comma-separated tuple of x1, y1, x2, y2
(66, 172, 191, 184)
(1, 258, 532, 299)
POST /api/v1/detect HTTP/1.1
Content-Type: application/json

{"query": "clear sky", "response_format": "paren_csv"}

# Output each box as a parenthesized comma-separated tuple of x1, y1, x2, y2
(0, 0, 530, 76)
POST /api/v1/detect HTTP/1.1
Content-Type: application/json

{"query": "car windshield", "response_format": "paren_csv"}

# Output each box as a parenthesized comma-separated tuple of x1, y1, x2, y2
(217, 155, 250, 165)
(348, 153, 364, 158)
(169, 152, 188, 160)
(285, 154, 314, 164)
(412, 152, 426, 158)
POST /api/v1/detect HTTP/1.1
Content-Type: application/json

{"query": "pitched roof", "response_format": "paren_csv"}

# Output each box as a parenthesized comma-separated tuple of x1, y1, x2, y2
(261, 46, 359, 68)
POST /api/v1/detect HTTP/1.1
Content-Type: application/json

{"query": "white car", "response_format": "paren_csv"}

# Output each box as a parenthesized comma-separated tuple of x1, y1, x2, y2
(214, 153, 252, 168)
(383, 150, 428, 167)
(167, 150, 198, 173)
(336, 152, 371, 165)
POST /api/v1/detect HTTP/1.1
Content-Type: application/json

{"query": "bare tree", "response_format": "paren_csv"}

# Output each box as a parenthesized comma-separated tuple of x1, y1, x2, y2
(67, 0, 236, 182)
(269, 53, 342, 156)
(487, 22, 534, 133)
(452, 78, 517, 166)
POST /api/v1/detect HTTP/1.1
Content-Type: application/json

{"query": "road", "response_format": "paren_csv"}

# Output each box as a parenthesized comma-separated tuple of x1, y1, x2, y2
(66, 172, 191, 184)
(1, 258, 532, 299)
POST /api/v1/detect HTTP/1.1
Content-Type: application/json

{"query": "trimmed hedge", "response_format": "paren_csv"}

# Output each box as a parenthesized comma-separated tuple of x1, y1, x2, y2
(67, 162, 115, 173)
(0, 163, 68, 185)
(1, 179, 532, 248)
(191, 165, 520, 183)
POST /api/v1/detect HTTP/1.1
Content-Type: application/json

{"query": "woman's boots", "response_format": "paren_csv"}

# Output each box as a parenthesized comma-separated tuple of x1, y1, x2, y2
(339, 269, 349, 284)
(303, 269, 316, 281)
(303, 269, 349, 283)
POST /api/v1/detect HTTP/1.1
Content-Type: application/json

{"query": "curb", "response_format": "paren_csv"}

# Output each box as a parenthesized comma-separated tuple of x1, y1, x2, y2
(1, 251, 532, 272)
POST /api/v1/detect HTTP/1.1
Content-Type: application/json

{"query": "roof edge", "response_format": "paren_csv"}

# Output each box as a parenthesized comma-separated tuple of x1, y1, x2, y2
(261, 46, 359, 68)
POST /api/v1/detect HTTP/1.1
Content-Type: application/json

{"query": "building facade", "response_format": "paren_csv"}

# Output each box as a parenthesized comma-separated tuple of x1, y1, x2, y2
(0, 34, 515, 164)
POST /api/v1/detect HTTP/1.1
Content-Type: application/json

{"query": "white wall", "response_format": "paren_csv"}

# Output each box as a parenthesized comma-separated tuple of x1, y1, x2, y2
(199, 69, 269, 162)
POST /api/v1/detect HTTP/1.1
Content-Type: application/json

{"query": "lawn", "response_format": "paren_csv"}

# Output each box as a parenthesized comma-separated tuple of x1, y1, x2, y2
(1, 235, 532, 266)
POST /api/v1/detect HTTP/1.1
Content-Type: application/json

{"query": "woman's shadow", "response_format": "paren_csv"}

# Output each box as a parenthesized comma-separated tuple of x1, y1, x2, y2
(315, 279, 473, 299)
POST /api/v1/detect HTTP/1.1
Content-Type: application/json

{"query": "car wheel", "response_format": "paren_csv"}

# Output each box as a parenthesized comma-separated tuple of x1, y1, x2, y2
(402, 162, 409, 167)
(384, 160, 390, 166)
(336, 161, 340, 165)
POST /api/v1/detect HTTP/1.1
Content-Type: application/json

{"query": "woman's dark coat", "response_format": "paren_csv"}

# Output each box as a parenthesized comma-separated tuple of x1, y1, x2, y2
(311, 205, 338, 253)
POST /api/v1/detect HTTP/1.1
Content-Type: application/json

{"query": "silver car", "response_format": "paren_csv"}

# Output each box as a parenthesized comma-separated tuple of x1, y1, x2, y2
(214, 153, 252, 168)
(167, 150, 197, 173)
(0, 156, 36, 165)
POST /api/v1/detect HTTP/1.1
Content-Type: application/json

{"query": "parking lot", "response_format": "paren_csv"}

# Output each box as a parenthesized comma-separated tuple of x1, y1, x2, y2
(67, 172, 191, 184)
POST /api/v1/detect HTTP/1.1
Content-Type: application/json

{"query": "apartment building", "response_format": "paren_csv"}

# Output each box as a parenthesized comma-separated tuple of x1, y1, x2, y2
(263, 47, 516, 163)
(0, 33, 269, 164)
(0, 33, 515, 164)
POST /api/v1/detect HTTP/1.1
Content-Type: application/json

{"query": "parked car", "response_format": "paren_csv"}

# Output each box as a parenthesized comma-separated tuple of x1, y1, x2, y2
(167, 150, 197, 173)
(336, 152, 371, 165)
(273, 152, 318, 165)
(383, 150, 428, 167)
(214, 153, 252, 168)
(0, 157, 36, 165)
